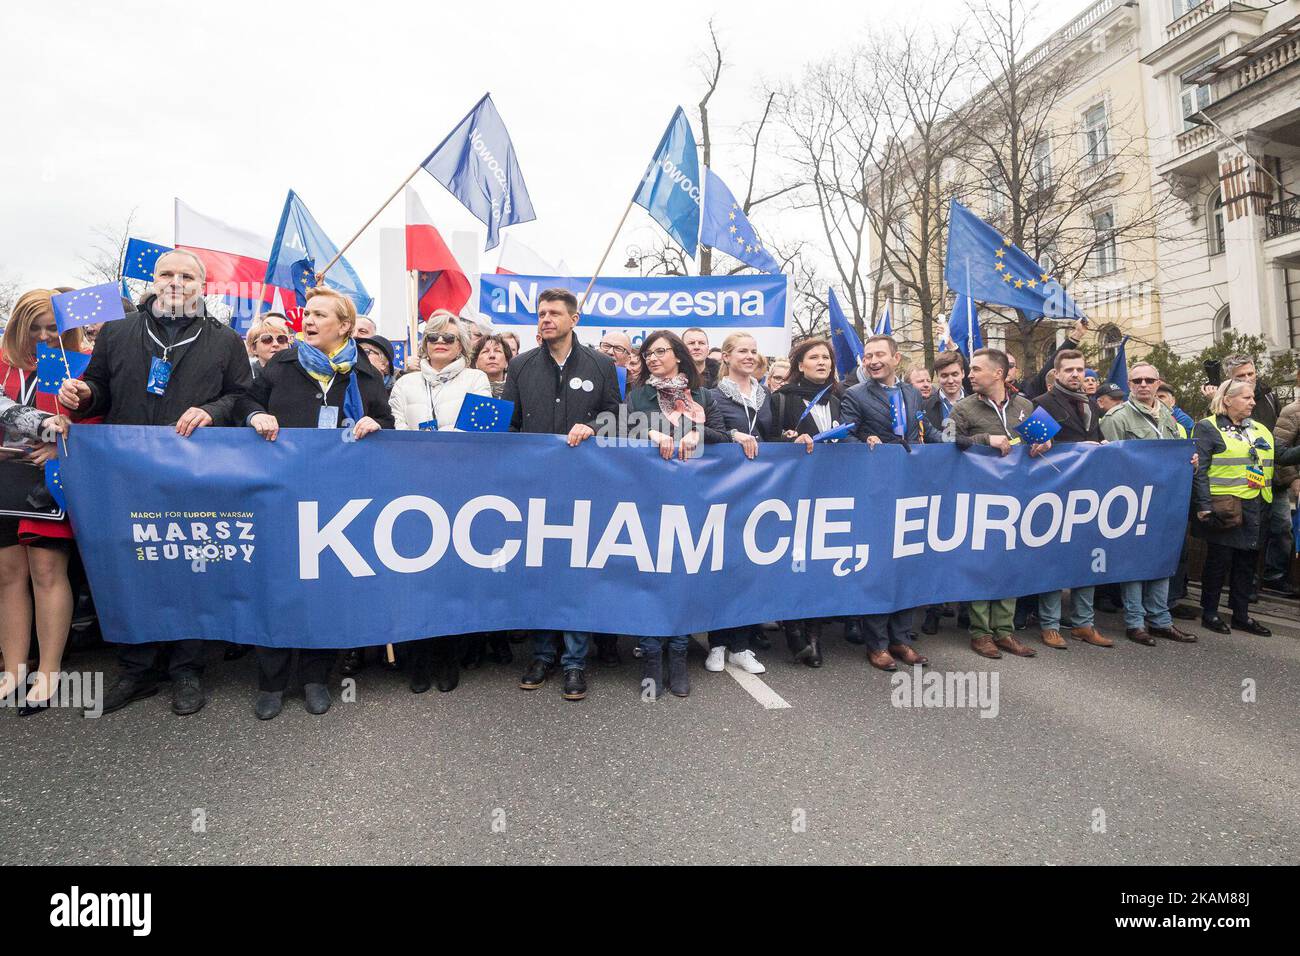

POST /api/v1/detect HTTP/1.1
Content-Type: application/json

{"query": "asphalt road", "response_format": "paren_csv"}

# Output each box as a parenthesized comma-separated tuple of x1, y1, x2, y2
(3, 594, 1298, 865)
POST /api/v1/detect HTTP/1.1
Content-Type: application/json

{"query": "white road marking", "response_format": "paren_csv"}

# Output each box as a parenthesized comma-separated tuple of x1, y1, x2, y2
(691, 634, 792, 710)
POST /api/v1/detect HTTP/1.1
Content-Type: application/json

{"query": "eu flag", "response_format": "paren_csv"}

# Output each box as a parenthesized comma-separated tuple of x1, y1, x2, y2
(122, 238, 172, 281)
(391, 340, 408, 373)
(454, 394, 513, 433)
(265, 190, 372, 313)
(52, 283, 127, 334)
(45, 459, 66, 512)
(35, 343, 91, 393)
(1106, 336, 1130, 394)
(874, 301, 893, 336)
(1016, 405, 1061, 445)
(944, 200, 1085, 320)
(700, 168, 781, 273)
(827, 288, 863, 379)
(633, 108, 702, 258)
(421, 93, 537, 252)
(947, 294, 983, 358)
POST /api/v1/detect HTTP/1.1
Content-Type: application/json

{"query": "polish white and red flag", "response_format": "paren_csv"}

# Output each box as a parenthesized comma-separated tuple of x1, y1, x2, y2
(494, 233, 561, 276)
(173, 198, 283, 309)
(405, 186, 471, 318)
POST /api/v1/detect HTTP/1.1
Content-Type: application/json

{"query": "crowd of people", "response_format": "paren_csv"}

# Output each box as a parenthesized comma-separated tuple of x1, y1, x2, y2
(1, 249, 1296, 719)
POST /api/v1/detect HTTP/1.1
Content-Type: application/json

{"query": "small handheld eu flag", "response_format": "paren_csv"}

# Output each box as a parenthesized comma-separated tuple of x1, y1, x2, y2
(51, 283, 127, 334)
(454, 394, 513, 433)
(35, 344, 91, 393)
(1015, 405, 1061, 446)
(45, 458, 66, 511)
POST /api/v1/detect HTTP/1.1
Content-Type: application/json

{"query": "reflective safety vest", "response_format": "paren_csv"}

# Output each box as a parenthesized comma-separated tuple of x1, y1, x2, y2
(1204, 418, 1274, 503)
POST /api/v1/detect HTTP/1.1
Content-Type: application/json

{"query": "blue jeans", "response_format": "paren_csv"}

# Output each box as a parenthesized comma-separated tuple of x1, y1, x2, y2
(638, 635, 689, 655)
(1121, 578, 1171, 630)
(1038, 587, 1094, 631)
(532, 631, 591, 670)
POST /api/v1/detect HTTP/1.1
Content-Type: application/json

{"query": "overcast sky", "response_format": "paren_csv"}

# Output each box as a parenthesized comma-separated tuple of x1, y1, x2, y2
(1, 0, 1073, 314)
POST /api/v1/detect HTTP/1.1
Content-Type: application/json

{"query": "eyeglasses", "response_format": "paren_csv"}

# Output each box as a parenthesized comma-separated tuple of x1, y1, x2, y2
(644, 347, 674, 359)
(600, 343, 629, 355)
(257, 334, 290, 345)
(425, 332, 459, 345)
(1130, 377, 1158, 385)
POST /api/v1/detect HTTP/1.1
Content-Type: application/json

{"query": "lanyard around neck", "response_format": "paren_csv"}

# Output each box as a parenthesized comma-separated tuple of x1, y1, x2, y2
(981, 394, 1012, 437)
(146, 322, 202, 363)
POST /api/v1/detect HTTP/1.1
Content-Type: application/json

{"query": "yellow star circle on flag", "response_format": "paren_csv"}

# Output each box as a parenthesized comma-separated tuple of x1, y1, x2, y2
(1002, 273, 1012, 283)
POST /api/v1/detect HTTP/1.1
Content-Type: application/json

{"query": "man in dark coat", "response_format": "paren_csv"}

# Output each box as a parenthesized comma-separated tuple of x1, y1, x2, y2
(1030, 348, 1113, 652)
(839, 335, 938, 671)
(502, 288, 620, 699)
(59, 250, 253, 717)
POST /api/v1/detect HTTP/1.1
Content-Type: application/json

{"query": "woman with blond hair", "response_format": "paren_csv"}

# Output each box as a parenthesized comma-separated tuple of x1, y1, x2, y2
(244, 313, 293, 383)
(0, 289, 81, 714)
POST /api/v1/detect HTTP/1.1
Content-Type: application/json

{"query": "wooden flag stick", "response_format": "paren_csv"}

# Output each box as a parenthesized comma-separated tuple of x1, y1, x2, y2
(385, 644, 396, 665)
(579, 198, 636, 311)
(318, 163, 425, 282)
(407, 270, 420, 363)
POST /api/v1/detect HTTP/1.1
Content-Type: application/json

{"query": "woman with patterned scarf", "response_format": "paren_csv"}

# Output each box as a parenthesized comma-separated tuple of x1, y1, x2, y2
(241, 287, 393, 721)
(623, 330, 728, 699)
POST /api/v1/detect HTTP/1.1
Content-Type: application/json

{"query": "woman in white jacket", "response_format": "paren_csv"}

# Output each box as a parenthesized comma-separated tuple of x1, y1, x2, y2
(390, 310, 492, 432)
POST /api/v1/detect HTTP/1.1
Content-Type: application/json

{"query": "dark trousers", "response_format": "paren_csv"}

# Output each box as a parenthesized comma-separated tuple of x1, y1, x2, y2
(862, 609, 914, 652)
(1200, 544, 1255, 624)
(1168, 535, 1191, 603)
(255, 647, 335, 692)
(407, 637, 461, 678)
(118, 639, 206, 682)
(708, 626, 752, 652)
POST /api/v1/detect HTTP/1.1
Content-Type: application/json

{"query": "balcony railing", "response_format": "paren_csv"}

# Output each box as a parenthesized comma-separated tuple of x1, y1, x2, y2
(1266, 196, 1300, 240)
(1166, 0, 1223, 42)
(1175, 123, 1215, 156)
(1023, 0, 1120, 71)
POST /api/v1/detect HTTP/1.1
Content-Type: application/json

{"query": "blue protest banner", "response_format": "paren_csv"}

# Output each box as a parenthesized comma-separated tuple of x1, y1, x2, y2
(63, 426, 1191, 648)
(480, 272, 790, 355)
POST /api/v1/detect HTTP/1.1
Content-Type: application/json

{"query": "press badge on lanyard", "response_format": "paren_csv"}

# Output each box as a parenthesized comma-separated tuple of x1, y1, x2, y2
(145, 323, 201, 396)
(1246, 462, 1266, 489)
(146, 357, 172, 396)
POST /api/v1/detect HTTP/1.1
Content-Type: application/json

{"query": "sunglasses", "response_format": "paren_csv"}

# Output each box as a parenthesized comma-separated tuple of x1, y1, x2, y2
(425, 332, 459, 345)
(1130, 377, 1158, 384)
(257, 334, 290, 345)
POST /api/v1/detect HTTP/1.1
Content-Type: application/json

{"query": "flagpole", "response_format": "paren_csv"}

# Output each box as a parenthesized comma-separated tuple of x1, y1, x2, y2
(317, 162, 426, 282)
(579, 198, 636, 311)
(407, 270, 420, 362)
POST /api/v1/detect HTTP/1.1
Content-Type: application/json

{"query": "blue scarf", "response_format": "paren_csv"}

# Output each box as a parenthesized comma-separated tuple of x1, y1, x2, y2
(297, 339, 365, 424)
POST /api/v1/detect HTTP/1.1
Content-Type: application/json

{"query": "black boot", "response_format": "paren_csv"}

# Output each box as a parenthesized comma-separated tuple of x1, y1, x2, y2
(842, 618, 865, 645)
(338, 648, 365, 676)
(486, 634, 513, 665)
(922, 609, 940, 635)
(668, 645, 690, 697)
(784, 621, 813, 661)
(805, 623, 823, 668)
(750, 625, 772, 651)
(461, 634, 486, 670)
(641, 648, 663, 701)
(433, 637, 460, 692)
(409, 639, 433, 693)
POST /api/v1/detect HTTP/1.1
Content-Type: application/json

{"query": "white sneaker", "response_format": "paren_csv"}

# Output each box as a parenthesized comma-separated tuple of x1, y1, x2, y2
(728, 649, 766, 674)
(704, 646, 726, 672)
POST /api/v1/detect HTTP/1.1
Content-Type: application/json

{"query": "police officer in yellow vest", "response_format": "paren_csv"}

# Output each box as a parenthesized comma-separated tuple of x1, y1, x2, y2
(1192, 379, 1300, 635)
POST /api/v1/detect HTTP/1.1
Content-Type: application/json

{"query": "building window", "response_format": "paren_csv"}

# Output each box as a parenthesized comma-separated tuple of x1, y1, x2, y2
(887, 217, 913, 255)
(1172, 0, 1207, 19)
(1207, 192, 1225, 256)
(1179, 56, 1217, 131)
(1092, 208, 1118, 276)
(1213, 305, 1231, 343)
(1031, 138, 1053, 190)
(1082, 102, 1109, 167)
(988, 176, 1007, 218)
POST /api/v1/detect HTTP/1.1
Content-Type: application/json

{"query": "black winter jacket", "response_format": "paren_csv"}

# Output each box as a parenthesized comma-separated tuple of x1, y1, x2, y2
(77, 296, 252, 426)
(502, 335, 621, 434)
(238, 347, 394, 430)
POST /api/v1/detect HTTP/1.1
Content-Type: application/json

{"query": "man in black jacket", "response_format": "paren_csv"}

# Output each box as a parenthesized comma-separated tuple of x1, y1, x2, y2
(502, 288, 620, 699)
(59, 249, 253, 717)
(839, 335, 937, 671)
(1030, 348, 1114, 652)
(923, 350, 966, 434)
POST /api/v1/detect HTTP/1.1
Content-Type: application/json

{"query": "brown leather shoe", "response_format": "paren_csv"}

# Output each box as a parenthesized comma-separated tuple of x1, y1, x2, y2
(970, 634, 1002, 659)
(867, 649, 897, 671)
(1071, 625, 1114, 647)
(994, 634, 1036, 657)
(1125, 627, 1156, 646)
(1149, 624, 1197, 643)
(888, 643, 928, 666)
(1041, 629, 1068, 650)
